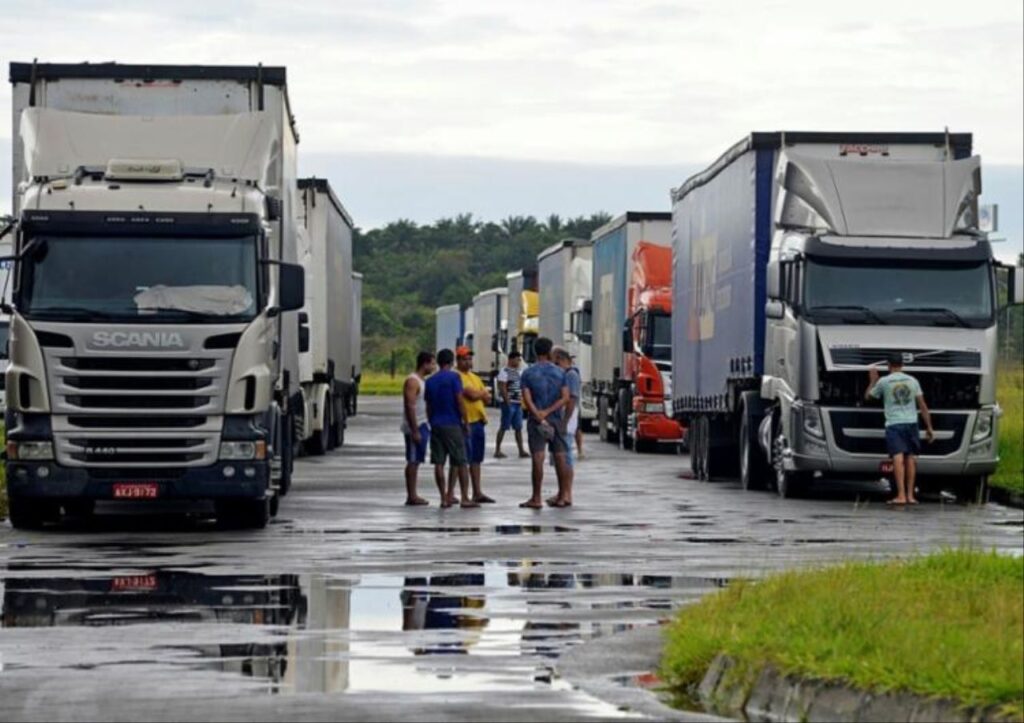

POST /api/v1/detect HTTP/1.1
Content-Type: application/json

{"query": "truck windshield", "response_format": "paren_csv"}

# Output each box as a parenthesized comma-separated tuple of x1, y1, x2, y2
(19, 236, 260, 323)
(803, 259, 993, 328)
(646, 313, 672, 361)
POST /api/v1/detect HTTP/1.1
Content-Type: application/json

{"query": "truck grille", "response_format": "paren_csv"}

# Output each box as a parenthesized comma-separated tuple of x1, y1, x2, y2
(827, 409, 967, 456)
(44, 346, 232, 468)
(829, 348, 981, 369)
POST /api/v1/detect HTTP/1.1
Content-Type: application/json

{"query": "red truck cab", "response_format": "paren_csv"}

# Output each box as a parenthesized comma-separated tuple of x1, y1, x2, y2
(624, 242, 685, 450)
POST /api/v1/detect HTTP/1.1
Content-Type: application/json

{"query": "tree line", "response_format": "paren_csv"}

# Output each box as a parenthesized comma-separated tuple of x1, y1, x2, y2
(355, 213, 613, 372)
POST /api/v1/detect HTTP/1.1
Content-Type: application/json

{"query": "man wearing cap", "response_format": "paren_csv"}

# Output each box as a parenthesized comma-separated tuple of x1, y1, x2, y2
(495, 350, 529, 459)
(451, 345, 495, 505)
(866, 352, 936, 505)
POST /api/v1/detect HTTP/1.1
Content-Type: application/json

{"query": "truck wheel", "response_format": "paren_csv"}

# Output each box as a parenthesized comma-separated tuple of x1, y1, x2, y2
(739, 394, 770, 491)
(600, 396, 618, 444)
(693, 416, 708, 481)
(953, 476, 988, 505)
(64, 500, 96, 519)
(331, 402, 346, 449)
(308, 396, 330, 456)
(771, 420, 807, 499)
(617, 389, 633, 451)
(8, 496, 60, 530)
(216, 498, 270, 530)
(278, 413, 294, 497)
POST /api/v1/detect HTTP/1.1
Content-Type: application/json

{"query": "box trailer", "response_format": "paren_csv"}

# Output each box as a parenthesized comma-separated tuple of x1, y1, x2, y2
(3, 61, 310, 529)
(588, 212, 672, 446)
(435, 304, 463, 352)
(505, 267, 539, 363)
(537, 238, 595, 425)
(471, 287, 507, 398)
(296, 178, 356, 454)
(672, 131, 1020, 500)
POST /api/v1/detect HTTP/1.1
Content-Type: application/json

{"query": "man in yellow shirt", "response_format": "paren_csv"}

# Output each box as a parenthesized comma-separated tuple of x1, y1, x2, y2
(448, 346, 495, 504)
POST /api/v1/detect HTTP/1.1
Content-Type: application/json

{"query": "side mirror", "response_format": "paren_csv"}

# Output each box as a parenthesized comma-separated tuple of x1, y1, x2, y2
(765, 300, 785, 320)
(278, 263, 305, 312)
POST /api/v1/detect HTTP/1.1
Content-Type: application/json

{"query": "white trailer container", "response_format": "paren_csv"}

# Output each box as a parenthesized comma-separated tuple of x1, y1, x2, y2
(435, 304, 463, 352)
(0, 235, 11, 411)
(538, 239, 594, 422)
(296, 178, 356, 455)
(4, 62, 309, 529)
(463, 305, 476, 354)
(472, 288, 507, 397)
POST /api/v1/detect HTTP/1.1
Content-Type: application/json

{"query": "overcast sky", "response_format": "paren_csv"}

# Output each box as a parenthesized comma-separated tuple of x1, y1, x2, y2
(1, 0, 1021, 255)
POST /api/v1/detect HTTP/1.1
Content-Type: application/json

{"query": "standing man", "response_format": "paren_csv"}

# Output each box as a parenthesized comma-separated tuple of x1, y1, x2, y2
(495, 350, 529, 459)
(425, 349, 478, 509)
(452, 346, 495, 504)
(552, 347, 580, 506)
(402, 351, 435, 506)
(519, 337, 570, 509)
(865, 353, 935, 506)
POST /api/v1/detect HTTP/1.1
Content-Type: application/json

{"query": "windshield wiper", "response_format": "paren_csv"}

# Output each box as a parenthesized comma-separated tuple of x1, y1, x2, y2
(892, 307, 970, 328)
(808, 305, 886, 324)
(27, 306, 121, 320)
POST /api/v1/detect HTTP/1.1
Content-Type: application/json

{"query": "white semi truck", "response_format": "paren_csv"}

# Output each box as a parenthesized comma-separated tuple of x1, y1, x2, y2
(471, 287, 507, 400)
(537, 238, 595, 427)
(3, 61, 311, 529)
(296, 178, 358, 455)
(435, 304, 463, 352)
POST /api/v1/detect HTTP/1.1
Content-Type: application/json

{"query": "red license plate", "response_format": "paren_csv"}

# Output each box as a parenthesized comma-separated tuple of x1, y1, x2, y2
(111, 574, 158, 592)
(112, 483, 159, 499)
(879, 461, 894, 474)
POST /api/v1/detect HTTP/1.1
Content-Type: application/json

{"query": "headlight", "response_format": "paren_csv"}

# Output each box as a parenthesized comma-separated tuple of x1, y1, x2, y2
(972, 410, 994, 443)
(7, 441, 54, 461)
(642, 402, 664, 414)
(802, 406, 825, 439)
(219, 441, 267, 460)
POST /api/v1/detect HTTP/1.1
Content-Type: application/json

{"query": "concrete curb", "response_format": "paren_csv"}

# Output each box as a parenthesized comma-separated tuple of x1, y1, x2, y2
(698, 653, 1018, 723)
(555, 625, 729, 722)
(990, 486, 1024, 509)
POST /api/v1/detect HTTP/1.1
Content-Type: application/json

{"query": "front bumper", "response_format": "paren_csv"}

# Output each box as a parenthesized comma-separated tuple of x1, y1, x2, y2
(5, 460, 270, 500)
(634, 412, 684, 442)
(787, 404, 998, 477)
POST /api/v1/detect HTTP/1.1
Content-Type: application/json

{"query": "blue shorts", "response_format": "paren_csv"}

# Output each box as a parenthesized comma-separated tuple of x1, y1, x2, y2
(465, 421, 486, 465)
(404, 423, 430, 464)
(885, 423, 921, 456)
(500, 403, 523, 431)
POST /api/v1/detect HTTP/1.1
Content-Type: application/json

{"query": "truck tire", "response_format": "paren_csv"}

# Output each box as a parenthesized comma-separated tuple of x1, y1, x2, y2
(331, 400, 346, 449)
(771, 414, 808, 499)
(278, 413, 294, 497)
(7, 496, 60, 530)
(308, 394, 331, 456)
(739, 393, 771, 491)
(953, 476, 988, 505)
(216, 498, 270, 530)
(599, 395, 617, 444)
(617, 388, 633, 451)
(692, 415, 708, 480)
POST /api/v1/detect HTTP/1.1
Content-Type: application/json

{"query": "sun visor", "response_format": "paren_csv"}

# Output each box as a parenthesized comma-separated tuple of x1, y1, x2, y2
(20, 107, 281, 185)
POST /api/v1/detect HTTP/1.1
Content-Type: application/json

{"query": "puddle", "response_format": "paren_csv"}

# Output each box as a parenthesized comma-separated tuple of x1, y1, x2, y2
(0, 564, 728, 699)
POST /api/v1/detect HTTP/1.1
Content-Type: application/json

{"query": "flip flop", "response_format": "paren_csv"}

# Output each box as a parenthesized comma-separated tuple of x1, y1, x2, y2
(404, 499, 430, 506)
(907, 499, 920, 505)
(546, 497, 561, 507)
(460, 501, 481, 509)
(886, 499, 907, 506)
(474, 495, 497, 504)
(519, 501, 543, 509)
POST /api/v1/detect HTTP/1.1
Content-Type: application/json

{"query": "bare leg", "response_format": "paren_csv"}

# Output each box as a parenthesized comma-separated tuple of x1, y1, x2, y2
(434, 465, 450, 507)
(495, 429, 506, 457)
(458, 465, 478, 508)
(470, 464, 482, 499)
(515, 429, 527, 456)
(906, 455, 918, 503)
(891, 453, 907, 503)
(446, 465, 459, 504)
(575, 429, 584, 459)
(521, 453, 544, 508)
(552, 453, 571, 505)
(405, 463, 428, 505)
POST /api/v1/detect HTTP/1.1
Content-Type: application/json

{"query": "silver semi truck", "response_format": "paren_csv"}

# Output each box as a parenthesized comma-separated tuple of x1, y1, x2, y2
(672, 131, 1021, 501)
(296, 178, 357, 455)
(3, 62, 310, 529)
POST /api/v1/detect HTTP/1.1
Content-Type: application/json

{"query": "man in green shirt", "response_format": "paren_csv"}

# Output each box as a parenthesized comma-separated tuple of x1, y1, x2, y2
(866, 353, 935, 505)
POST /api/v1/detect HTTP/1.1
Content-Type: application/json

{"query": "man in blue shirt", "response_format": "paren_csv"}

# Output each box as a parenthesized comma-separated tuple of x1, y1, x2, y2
(866, 353, 935, 506)
(425, 348, 478, 509)
(519, 337, 570, 509)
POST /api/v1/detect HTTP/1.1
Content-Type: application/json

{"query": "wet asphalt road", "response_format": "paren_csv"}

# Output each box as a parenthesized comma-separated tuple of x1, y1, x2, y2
(1, 397, 1021, 722)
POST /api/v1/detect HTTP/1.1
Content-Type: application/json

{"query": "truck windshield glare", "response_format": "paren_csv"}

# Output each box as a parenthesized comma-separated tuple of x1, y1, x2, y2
(20, 236, 260, 322)
(804, 259, 993, 327)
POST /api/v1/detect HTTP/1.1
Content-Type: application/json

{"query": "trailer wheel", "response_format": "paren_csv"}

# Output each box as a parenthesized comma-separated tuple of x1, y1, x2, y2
(692, 416, 708, 481)
(7, 496, 60, 530)
(308, 394, 331, 456)
(331, 398, 346, 449)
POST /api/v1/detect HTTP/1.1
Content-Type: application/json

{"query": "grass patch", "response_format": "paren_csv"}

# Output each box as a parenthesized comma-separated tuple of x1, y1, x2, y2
(662, 549, 1024, 717)
(359, 371, 405, 396)
(993, 365, 1023, 493)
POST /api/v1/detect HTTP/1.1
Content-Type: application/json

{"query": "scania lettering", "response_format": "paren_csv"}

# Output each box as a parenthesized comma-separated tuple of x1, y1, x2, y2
(91, 331, 186, 349)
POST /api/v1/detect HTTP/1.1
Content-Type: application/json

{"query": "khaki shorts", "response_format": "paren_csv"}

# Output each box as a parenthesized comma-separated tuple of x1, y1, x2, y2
(430, 425, 468, 466)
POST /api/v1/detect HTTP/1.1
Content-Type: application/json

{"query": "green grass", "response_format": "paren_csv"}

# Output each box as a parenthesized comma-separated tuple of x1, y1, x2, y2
(359, 371, 405, 396)
(993, 365, 1023, 493)
(662, 549, 1024, 717)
